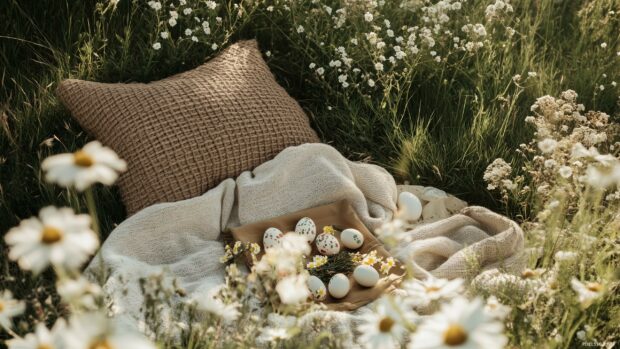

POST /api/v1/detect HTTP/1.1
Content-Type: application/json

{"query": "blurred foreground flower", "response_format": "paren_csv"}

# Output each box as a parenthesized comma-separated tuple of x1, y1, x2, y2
(410, 297, 507, 349)
(5, 207, 98, 274)
(42, 141, 127, 191)
(56, 276, 102, 310)
(276, 274, 310, 305)
(571, 278, 604, 308)
(402, 277, 463, 307)
(6, 320, 67, 349)
(484, 296, 511, 320)
(358, 296, 414, 349)
(0, 290, 25, 332)
(194, 289, 240, 323)
(64, 312, 156, 349)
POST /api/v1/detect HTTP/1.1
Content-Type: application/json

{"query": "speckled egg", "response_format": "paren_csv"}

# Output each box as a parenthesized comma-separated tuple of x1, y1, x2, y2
(328, 273, 350, 299)
(340, 228, 364, 249)
(315, 233, 340, 256)
(263, 227, 284, 250)
(353, 265, 380, 287)
(398, 191, 423, 222)
(295, 217, 317, 243)
(307, 275, 327, 301)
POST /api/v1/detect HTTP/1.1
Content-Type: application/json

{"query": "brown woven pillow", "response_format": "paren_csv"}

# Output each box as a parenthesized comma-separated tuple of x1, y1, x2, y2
(56, 40, 319, 214)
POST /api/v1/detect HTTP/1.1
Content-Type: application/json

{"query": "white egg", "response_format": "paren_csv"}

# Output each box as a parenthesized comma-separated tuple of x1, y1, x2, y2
(263, 227, 284, 250)
(295, 217, 317, 243)
(328, 273, 350, 298)
(315, 233, 340, 256)
(397, 191, 423, 222)
(307, 275, 327, 300)
(340, 228, 364, 249)
(353, 265, 380, 287)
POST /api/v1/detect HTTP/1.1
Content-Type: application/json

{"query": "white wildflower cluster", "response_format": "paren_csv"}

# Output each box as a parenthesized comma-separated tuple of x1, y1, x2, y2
(249, 0, 515, 97)
(485, 0, 514, 22)
(146, 0, 236, 52)
(485, 90, 620, 211)
(483, 158, 516, 194)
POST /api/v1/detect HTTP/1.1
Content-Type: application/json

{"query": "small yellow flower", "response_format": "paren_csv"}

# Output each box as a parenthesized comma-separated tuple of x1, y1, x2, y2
(380, 257, 395, 275)
(306, 255, 328, 269)
(362, 250, 382, 266)
(350, 252, 364, 264)
(219, 251, 233, 263)
(249, 243, 261, 255)
(232, 241, 243, 255)
(323, 225, 336, 235)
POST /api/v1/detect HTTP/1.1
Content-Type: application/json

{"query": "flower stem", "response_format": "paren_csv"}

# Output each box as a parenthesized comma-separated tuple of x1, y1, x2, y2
(85, 188, 101, 237)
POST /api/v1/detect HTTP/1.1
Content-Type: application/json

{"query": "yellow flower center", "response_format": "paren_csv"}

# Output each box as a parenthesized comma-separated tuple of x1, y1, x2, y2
(444, 324, 468, 346)
(38, 344, 55, 349)
(0, 301, 4, 312)
(89, 339, 113, 349)
(521, 269, 536, 279)
(586, 282, 602, 292)
(41, 226, 63, 244)
(74, 151, 94, 167)
(378, 317, 395, 333)
(425, 286, 441, 293)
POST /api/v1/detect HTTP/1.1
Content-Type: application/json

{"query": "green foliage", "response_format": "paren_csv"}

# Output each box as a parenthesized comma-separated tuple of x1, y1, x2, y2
(1, 0, 619, 347)
(308, 251, 355, 284)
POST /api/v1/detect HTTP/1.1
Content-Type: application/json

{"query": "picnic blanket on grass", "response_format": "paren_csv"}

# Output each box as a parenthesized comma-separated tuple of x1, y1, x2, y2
(85, 143, 524, 345)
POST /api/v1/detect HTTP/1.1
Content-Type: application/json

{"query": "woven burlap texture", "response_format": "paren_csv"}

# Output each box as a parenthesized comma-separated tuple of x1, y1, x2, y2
(85, 143, 524, 344)
(56, 40, 319, 214)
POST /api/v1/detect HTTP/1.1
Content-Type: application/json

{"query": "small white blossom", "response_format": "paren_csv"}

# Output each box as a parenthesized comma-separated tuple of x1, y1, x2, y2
(0, 291, 25, 332)
(571, 278, 604, 307)
(538, 138, 558, 153)
(42, 141, 127, 190)
(5, 206, 99, 274)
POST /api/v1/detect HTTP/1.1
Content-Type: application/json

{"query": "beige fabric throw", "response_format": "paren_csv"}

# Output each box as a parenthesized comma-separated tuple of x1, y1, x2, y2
(85, 143, 524, 342)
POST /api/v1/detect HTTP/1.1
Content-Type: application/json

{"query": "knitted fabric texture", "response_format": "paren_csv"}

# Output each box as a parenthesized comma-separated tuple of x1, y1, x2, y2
(56, 39, 319, 214)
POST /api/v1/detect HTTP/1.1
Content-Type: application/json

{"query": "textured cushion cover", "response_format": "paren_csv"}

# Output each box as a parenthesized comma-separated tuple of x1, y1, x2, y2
(57, 40, 319, 214)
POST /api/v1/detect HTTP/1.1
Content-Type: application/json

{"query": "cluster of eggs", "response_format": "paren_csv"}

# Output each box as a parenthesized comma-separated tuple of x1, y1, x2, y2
(262, 217, 365, 254)
(307, 264, 381, 300)
(261, 217, 377, 300)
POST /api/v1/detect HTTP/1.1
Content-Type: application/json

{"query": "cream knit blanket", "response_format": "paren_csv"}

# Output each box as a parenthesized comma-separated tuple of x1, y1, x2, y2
(86, 143, 524, 343)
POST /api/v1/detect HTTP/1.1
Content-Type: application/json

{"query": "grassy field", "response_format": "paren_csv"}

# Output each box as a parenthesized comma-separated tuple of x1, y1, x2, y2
(1, 0, 619, 348)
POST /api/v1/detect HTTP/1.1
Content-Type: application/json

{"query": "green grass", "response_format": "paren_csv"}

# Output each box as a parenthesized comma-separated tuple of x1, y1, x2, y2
(1, 0, 619, 346)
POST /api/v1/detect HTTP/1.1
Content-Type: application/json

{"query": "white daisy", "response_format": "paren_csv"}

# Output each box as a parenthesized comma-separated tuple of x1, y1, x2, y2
(484, 296, 511, 320)
(56, 276, 102, 310)
(571, 278, 604, 307)
(0, 290, 25, 332)
(194, 289, 240, 322)
(6, 320, 68, 349)
(41, 141, 127, 191)
(357, 296, 414, 349)
(403, 277, 464, 307)
(63, 312, 155, 349)
(5, 206, 99, 274)
(409, 297, 507, 349)
(276, 274, 310, 305)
